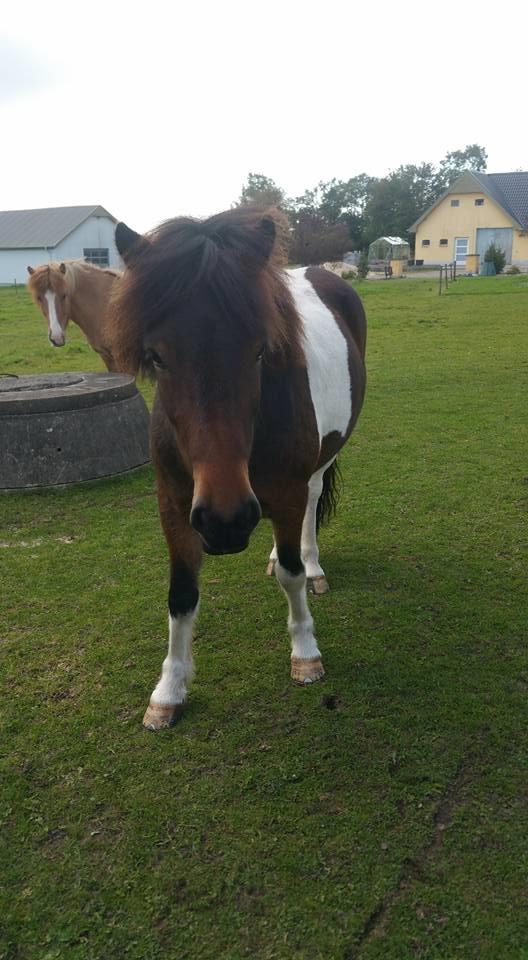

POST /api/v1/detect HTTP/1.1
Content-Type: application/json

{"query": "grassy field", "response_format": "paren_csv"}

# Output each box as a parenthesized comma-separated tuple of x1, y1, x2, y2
(0, 276, 527, 959)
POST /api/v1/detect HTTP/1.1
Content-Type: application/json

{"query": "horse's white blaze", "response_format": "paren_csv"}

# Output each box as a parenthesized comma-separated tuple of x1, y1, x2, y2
(287, 268, 352, 443)
(275, 563, 321, 662)
(150, 609, 197, 707)
(44, 289, 64, 344)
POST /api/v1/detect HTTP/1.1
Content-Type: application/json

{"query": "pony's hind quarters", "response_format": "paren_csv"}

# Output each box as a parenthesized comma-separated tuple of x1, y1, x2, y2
(143, 701, 185, 731)
(291, 656, 326, 685)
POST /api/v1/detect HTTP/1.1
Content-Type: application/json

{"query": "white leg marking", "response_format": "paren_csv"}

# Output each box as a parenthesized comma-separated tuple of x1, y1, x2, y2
(275, 562, 321, 662)
(150, 608, 197, 707)
(301, 465, 328, 580)
(44, 290, 65, 345)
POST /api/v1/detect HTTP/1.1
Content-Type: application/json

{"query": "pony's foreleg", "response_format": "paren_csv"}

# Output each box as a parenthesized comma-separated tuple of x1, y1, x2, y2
(143, 479, 202, 731)
(272, 503, 325, 685)
(301, 464, 332, 595)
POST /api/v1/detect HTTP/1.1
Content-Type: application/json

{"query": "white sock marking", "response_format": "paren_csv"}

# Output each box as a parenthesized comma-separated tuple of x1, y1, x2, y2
(150, 608, 197, 707)
(275, 562, 321, 661)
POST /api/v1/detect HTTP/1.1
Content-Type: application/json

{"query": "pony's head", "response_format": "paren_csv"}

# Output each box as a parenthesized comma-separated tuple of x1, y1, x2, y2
(27, 262, 73, 347)
(111, 208, 301, 555)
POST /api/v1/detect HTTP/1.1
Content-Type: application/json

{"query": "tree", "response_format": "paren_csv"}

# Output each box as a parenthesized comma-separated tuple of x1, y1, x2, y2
(436, 144, 488, 191)
(362, 164, 437, 246)
(238, 173, 286, 208)
(484, 242, 506, 275)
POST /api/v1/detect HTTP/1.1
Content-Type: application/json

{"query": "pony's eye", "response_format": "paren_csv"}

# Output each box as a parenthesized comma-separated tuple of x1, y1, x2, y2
(148, 349, 166, 369)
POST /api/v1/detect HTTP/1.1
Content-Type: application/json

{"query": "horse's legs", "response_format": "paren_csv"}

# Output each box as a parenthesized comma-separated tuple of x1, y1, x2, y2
(266, 541, 278, 577)
(272, 502, 325, 685)
(143, 478, 202, 731)
(301, 463, 332, 595)
(267, 463, 331, 595)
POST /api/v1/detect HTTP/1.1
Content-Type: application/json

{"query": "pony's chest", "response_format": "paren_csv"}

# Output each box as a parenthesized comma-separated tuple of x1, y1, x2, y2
(288, 270, 352, 443)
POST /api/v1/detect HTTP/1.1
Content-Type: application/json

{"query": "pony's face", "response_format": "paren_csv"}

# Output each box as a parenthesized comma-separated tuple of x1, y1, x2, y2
(27, 264, 71, 347)
(113, 216, 284, 555)
(145, 297, 264, 553)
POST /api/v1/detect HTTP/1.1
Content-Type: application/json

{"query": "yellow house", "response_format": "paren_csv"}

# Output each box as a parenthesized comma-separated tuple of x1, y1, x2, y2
(410, 171, 528, 271)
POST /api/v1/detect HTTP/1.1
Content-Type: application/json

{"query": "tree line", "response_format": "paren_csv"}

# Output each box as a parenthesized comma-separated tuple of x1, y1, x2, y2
(236, 144, 487, 264)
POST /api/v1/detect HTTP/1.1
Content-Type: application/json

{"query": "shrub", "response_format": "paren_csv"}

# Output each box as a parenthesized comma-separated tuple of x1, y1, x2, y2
(484, 243, 506, 275)
(356, 251, 369, 279)
(505, 265, 521, 275)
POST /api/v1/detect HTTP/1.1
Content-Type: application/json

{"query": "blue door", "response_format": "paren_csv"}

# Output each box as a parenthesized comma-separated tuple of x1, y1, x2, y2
(476, 228, 513, 264)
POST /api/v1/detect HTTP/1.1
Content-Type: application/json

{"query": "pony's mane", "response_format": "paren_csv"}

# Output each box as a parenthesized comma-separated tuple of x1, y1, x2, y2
(109, 207, 302, 375)
(27, 259, 121, 298)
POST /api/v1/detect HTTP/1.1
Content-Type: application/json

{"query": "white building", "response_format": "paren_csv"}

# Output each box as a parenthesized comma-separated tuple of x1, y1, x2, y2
(0, 205, 122, 284)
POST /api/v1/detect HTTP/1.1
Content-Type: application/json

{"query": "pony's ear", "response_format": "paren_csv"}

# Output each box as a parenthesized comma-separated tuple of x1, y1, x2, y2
(248, 216, 276, 268)
(115, 222, 149, 266)
(27, 265, 35, 275)
(59, 262, 66, 274)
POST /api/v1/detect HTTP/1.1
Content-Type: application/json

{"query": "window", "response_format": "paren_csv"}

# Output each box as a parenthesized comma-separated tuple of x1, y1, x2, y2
(422, 239, 430, 246)
(83, 248, 109, 266)
(440, 239, 448, 246)
(450, 199, 460, 207)
(475, 199, 484, 206)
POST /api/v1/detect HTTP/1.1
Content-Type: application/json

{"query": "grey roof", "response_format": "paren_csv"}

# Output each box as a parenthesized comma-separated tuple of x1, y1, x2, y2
(409, 171, 528, 232)
(0, 205, 117, 249)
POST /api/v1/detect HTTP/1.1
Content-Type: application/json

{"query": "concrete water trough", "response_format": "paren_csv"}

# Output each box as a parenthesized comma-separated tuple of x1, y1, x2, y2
(0, 372, 151, 490)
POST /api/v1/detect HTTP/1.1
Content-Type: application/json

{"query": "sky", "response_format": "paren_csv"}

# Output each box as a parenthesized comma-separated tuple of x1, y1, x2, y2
(1, 0, 526, 233)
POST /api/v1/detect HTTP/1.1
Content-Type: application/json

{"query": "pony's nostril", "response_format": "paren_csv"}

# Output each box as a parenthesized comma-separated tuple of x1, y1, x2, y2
(234, 497, 261, 531)
(190, 504, 206, 534)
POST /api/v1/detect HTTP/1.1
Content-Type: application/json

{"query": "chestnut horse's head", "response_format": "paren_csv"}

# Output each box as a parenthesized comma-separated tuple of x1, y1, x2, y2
(27, 262, 72, 347)
(112, 208, 301, 555)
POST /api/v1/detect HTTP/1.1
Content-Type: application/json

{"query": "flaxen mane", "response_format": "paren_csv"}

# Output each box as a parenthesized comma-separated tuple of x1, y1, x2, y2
(27, 260, 120, 301)
(109, 207, 303, 376)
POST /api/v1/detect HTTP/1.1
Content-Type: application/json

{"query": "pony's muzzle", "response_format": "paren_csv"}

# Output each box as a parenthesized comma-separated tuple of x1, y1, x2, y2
(49, 332, 65, 347)
(190, 495, 261, 554)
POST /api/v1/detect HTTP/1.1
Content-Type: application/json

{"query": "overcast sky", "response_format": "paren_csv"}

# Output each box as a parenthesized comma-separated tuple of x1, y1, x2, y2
(1, 0, 526, 233)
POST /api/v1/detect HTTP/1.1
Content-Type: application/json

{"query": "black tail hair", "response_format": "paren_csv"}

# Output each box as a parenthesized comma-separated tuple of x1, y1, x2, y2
(316, 459, 342, 531)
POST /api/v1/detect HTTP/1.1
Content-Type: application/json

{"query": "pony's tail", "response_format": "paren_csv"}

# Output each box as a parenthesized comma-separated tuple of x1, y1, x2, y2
(316, 459, 342, 531)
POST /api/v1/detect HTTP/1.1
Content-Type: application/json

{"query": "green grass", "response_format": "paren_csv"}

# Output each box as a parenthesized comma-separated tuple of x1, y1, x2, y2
(1, 276, 527, 959)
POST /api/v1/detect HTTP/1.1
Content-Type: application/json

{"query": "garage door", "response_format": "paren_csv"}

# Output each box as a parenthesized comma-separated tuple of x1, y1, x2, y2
(476, 228, 513, 263)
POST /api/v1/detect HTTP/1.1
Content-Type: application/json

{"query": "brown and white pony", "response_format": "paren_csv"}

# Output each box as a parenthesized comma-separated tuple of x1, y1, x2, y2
(110, 208, 366, 730)
(27, 260, 121, 371)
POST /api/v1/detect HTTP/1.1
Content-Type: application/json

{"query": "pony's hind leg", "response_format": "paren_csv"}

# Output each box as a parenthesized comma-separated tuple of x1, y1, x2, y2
(267, 461, 332, 594)
(266, 541, 277, 577)
(301, 464, 332, 595)
(272, 502, 325, 685)
(143, 474, 203, 731)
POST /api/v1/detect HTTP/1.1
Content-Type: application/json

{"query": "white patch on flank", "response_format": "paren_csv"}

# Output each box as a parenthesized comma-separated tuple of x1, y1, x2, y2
(275, 562, 321, 661)
(150, 607, 197, 707)
(44, 289, 64, 344)
(286, 268, 352, 442)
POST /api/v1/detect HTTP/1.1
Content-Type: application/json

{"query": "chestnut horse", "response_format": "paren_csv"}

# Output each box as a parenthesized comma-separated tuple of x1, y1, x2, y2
(110, 208, 366, 730)
(27, 260, 121, 371)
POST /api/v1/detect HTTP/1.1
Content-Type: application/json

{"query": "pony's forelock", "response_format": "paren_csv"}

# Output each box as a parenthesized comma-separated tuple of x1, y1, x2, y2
(109, 207, 303, 376)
